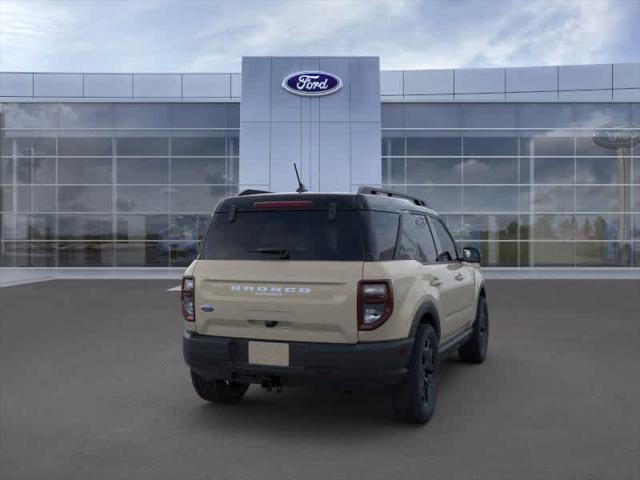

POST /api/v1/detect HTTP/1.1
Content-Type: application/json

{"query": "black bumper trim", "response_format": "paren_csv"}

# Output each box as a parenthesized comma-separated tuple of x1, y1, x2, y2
(183, 332, 413, 388)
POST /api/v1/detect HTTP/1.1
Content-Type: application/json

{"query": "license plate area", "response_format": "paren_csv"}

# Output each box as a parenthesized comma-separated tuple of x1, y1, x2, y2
(248, 341, 289, 367)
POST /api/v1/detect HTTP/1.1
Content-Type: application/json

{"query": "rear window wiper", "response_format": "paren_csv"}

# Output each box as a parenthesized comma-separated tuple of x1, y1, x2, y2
(248, 247, 290, 260)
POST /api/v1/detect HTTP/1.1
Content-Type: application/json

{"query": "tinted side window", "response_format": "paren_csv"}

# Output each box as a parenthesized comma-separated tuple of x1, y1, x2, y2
(395, 213, 437, 263)
(365, 211, 399, 261)
(429, 217, 458, 262)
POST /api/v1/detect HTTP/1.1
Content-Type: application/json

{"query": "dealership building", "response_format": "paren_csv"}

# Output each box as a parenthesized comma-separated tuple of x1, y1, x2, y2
(0, 57, 639, 274)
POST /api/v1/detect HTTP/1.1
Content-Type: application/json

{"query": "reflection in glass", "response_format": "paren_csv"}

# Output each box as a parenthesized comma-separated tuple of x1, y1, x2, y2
(576, 157, 631, 184)
(533, 157, 574, 184)
(463, 137, 518, 156)
(17, 158, 55, 184)
(532, 186, 574, 212)
(575, 242, 632, 267)
(117, 158, 168, 184)
(0, 187, 12, 211)
(116, 137, 169, 156)
(170, 186, 228, 213)
(14, 137, 56, 156)
(13, 214, 56, 240)
(58, 137, 112, 156)
(117, 186, 169, 213)
(58, 158, 112, 184)
(116, 215, 168, 240)
(525, 214, 575, 240)
(12, 242, 57, 267)
(525, 242, 575, 266)
(17, 185, 56, 212)
(406, 158, 461, 184)
(463, 215, 518, 240)
(169, 215, 210, 241)
(170, 242, 200, 267)
(58, 242, 114, 267)
(575, 214, 631, 241)
(463, 241, 518, 267)
(58, 215, 112, 240)
(171, 158, 228, 184)
(462, 157, 518, 184)
(406, 136, 460, 156)
(381, 135, 404, 156)
(115, 242, 169, 267)
(171, 137, 226, 156)
(463, 186, 519, 213)
(576, 185, 628, 212)
(0, 158, 12, 184)
(58, 186, 112, 212)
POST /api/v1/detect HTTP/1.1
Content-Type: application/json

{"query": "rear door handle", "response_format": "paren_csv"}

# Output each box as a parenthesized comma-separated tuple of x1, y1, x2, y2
(454, 273, 465, 281)
(430, 278, 442, 287)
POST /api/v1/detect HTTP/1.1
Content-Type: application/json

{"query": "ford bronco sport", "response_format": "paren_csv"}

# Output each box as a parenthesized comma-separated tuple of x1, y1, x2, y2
(182, 187, 488, 424)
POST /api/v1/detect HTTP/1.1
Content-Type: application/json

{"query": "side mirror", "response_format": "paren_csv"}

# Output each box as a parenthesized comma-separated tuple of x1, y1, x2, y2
(463, 247, 481, 264)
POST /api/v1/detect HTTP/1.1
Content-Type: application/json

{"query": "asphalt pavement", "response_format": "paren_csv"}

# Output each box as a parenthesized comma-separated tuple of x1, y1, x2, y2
(1, 279, 639, 480)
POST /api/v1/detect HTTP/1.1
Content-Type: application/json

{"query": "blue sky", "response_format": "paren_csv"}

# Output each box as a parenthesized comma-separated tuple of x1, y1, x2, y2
(0, 0, 638, 72)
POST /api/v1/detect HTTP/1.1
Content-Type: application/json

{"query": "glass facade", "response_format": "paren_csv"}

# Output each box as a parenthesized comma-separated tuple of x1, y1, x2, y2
(0, 103, 239, 267)
(1, 101, 638, 268)
(382, 103, 640, 267)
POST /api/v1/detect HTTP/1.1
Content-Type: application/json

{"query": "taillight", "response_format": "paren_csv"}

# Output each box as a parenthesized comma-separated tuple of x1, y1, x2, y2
(181, 276, 195, 322)
(358, 280, 393, 331)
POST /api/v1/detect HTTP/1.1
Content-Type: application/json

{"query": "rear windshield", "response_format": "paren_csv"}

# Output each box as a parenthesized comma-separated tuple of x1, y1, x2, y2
(201, 210, 364, 261)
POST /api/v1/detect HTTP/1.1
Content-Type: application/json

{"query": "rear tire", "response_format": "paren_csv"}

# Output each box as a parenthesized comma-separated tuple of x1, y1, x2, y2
(458, 295, 489, 364)
(190, 371, 249, 404)
(392, 324, 438, 424)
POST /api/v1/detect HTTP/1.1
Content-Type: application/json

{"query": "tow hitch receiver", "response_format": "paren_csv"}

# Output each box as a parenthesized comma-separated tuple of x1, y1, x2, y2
(260, 377, 282, 392)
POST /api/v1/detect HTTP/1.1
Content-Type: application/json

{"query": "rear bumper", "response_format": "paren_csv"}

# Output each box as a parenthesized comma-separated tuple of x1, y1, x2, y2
(183, 331, 413, 388)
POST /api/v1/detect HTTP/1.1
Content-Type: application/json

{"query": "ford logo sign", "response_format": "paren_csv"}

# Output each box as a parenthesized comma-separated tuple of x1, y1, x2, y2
(592, 121, 640, 149)
(282, 71, 342, 97)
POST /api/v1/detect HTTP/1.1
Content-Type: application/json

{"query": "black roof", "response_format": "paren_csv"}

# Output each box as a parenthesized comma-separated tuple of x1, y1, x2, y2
(215, 189, 440, 216)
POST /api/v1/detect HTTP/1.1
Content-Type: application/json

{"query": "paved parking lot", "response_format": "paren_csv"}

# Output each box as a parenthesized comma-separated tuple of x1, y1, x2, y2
(1, 279, 639, 480)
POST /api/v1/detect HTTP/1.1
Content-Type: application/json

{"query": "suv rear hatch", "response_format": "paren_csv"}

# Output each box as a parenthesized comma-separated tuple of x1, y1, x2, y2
(193, 195, 364, 344)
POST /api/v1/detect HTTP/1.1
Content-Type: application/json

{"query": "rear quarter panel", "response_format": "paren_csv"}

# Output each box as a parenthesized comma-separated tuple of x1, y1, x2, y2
(359, 260, 442, 342)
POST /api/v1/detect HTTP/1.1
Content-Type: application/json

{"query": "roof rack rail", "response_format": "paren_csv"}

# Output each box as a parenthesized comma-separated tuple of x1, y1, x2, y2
(357, 186, 428, 207)
(238, 189, 271, 196)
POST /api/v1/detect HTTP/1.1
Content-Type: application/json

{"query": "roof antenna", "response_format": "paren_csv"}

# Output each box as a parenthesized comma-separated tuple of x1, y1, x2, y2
(293, 163, 307, 193)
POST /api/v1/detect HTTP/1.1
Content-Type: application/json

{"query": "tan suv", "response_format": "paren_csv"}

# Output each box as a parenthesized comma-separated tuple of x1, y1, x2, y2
(181, 187, 488, 424)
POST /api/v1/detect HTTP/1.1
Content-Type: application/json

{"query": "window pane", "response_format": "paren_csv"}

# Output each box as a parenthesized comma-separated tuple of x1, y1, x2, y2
(14, 137, 56, 156)
(58, 242, 114, 267)
(58, 137, 112, 156)
(1, 104, 59, 129)
(576, 214, 631, 241)
(524, 214, 575, 240)
(532, 186, 575, 212)
(442, 214, 462, 240)
(528, 136, 574, 156)
(115, 242, 169, 267)
(464, 241, 518, 267)
(382, 158, 405, 184)
(405, 104, 462, 128)
(533, 158, 575, 184)
(58, 215, 112, 240)
(576, 157, 632, 184)
(575, 242, 632, 267)
(58, 186, 112, 212)
(381, 136, 404, 156)
(406, 136, 461, 156)
(170, 186, 227, 213)
(463, 186, 520, 213)
(16, 158, 55, 184)
(169, 215, 210, 241)
(11, 242, 57, 267)
(0, 158, 12, 184)
(113, 104, 170, 128)
(12, 214, 56, 240)
(171, 242, 199, 267)
(117, 215, 169, 240)
(395, 214, 436, 263)
(462, 157, 518, 184)
(463, 215, 519, 240)
(59, 104, 114, 128)
(633, 158, 640, 184)
(117, 186, 169, 213)
(526, 242, 575, 266)
(463, 137, 518, 156)
(17, 185, 55, 212)
(171, 158, 228, 184)
(576, 136, 624, 157)
(428, 217, 457, 261)
(59, 158, 112, 184)
(0, 187, 12, 211)
(116, 137, 169, 156)
(117, 158, 168, 184)
(171, 137, 226, 156)
(406, 186, 461, 213)
(576, 185, 628, 212)
(170, 104, 228, 128)
(382, 104, 404, 128)
(406, 158, 461, 184)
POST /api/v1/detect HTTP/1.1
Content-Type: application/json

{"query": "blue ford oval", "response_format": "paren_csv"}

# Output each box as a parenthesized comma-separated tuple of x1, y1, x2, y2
(282, 71, 342, 96)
